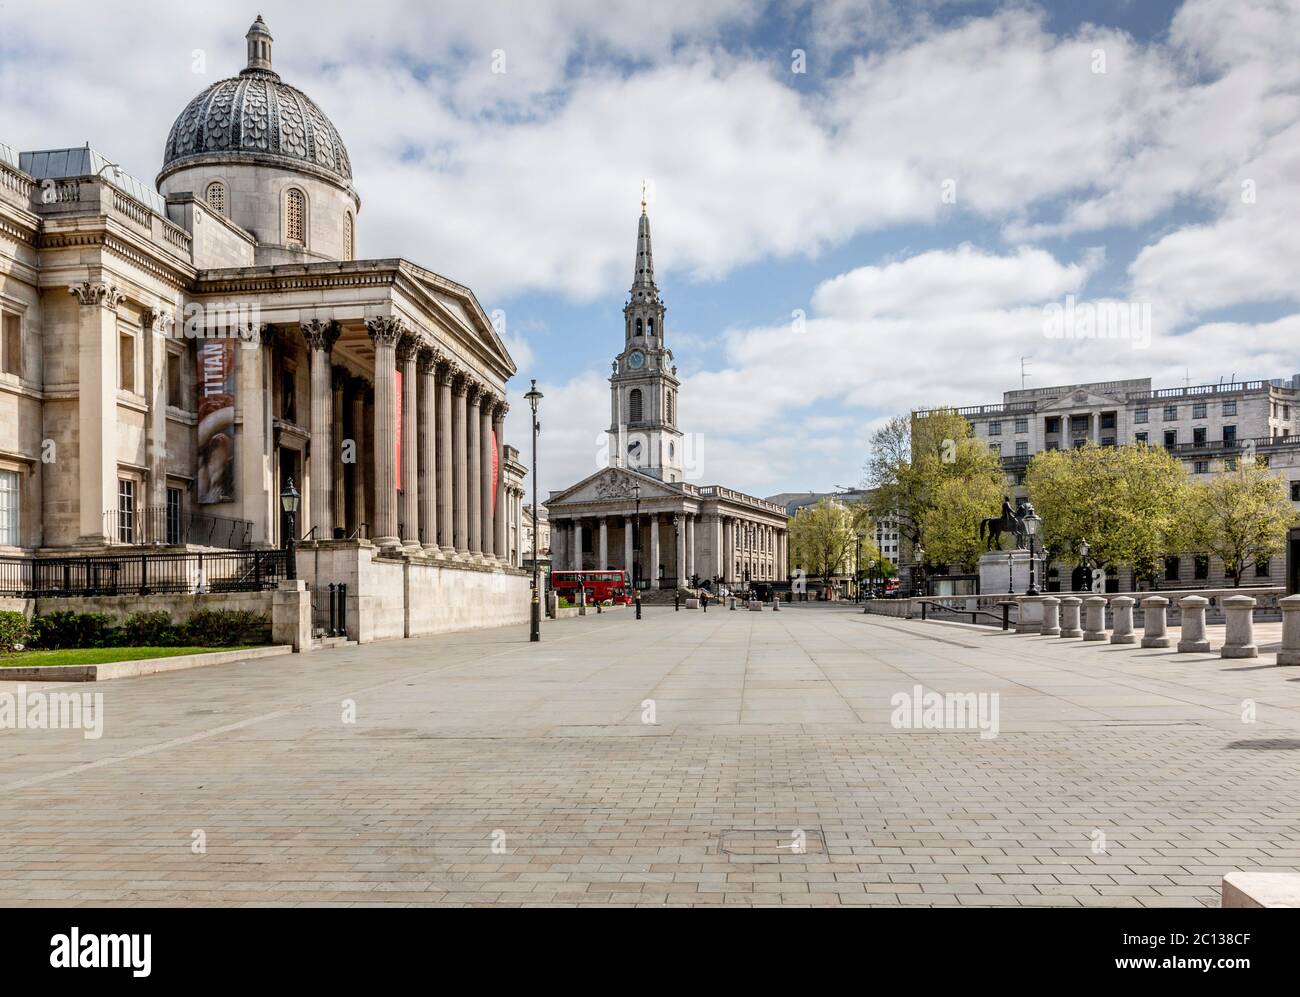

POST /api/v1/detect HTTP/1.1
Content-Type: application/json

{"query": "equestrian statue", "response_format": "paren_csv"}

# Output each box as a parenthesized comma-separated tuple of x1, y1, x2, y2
(979, 495, 1027, 551)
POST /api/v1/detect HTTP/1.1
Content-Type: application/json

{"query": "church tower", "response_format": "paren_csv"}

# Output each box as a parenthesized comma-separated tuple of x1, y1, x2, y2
(608, 193, 683, 481)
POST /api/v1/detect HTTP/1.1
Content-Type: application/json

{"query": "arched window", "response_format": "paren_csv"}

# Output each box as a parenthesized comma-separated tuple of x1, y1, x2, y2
(205, 181, 226, 215)
(285, 187, 306, 245)
(646, 318, 654, 337)
(343, 212, 354, 261)
(629, 388, 643, 423)
(666, 391, 674, 425)
(635, 318, 643, 337)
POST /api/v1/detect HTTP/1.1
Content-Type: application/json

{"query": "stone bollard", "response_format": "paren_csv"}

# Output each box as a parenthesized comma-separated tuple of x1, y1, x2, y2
(1039, 596, 1061, 636)
(772, 599, 780, 612)
(1109, 595, 1137, 644)
(1083, 596, 1108, 641)
(729, 596, 736, 611)
(1016, 595, 1044, 634)
(1177, 595, 1210, 653)
(1140, 595, 1172, 648)
(1059, 596, 1083, 638)
(1220, 594, 1258, 659)
(1279, 594, 1300, 666)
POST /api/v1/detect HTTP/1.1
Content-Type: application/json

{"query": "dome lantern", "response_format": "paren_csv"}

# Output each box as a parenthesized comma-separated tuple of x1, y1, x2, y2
(244, 15, 274, 75)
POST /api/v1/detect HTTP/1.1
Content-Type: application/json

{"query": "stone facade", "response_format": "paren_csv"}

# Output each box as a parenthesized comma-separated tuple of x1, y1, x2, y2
(0, 18, 529, 639)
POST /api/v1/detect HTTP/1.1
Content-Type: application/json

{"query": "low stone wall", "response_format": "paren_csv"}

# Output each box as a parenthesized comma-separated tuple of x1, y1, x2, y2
(303, 540, 531, 643)
(34, 590, 274, 623)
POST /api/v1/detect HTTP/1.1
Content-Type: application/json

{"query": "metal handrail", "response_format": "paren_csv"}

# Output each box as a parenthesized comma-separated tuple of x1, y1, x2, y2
(916, 599, 1011, 630)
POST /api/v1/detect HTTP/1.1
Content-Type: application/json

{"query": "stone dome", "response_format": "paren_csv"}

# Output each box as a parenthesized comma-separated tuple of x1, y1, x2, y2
(158, 16, 352, 188)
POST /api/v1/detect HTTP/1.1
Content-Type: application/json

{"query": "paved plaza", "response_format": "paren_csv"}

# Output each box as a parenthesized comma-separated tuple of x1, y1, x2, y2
(2, 604, 1300, 907)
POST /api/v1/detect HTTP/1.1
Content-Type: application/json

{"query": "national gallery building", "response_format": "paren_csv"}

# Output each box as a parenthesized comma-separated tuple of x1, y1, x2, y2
(0, 18, 529, 639)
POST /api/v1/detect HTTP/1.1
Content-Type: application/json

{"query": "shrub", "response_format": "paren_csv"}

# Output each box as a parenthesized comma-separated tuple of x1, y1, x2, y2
(32, 611, 118, 649)
(0, 610, 31, 652)
(121, 610, 180, 647)
(183, 609, 270, 646)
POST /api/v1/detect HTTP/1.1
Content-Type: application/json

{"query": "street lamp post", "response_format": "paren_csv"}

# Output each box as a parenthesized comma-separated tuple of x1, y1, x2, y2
(915, 544, 926, 598)
(633, 482, 642, 621)
(280, 479, 300, 581)
(524, 380, 543, 642)
(1022, 500, 1042, 596)
(1079, 538, 1091, 592)
(854, 528, 866, 603)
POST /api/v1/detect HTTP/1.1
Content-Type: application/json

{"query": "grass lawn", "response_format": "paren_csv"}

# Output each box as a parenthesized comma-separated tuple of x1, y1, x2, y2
(0, 646, 257, 667)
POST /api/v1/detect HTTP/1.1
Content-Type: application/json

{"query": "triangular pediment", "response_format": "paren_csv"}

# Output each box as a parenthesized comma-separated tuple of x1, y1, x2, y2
(397, 261, 516, 377)
(1038, 387, 1125, 411)
(547, 467, 680, 508)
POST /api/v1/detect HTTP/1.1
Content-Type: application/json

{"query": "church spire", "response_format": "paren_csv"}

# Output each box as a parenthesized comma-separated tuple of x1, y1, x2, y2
(631, 187, 657, 295)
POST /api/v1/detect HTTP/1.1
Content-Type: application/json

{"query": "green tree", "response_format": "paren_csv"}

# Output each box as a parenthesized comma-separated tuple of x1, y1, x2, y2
(1026, 443, 1190, 585)
(788, 499, 875, 583)
(865, 410, 1004, 561)
(1188, 461, 1297, 586)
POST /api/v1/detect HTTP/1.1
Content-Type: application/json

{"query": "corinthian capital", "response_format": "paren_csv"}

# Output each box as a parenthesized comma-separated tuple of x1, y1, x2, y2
(148, 305, 176, 336)
(69, 281, 126, 310)
(301, 318, 340, 352)
(365, 315, 406, 347)
(395, 333, 421, 364)
(418, 345, 441, 376)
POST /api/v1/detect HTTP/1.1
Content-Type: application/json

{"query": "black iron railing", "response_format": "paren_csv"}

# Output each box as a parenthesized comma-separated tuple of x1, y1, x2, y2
(102, 508, 255, 549)
(0, 550, 288, 598)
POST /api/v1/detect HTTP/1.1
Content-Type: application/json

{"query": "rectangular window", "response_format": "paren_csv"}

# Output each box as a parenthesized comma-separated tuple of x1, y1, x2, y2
(166, 487, 184, 545)
(1101, 436, 1115, 447)
(1, 314, 21, 377)
(1194, 554, 1209, 580)
(1134, 407, 1148, 424)
(1163, 405, 1178, 421)
(1044, 417, 1060, 434)
(1292, 481, 1300, 502)
(119, 331, 136, 393)
(1135, 432, 1148, 445)
(1192, 401, 1207, 419)
(1222, 400, 1237, 416)
(117, 478, 136, 544)
(1015, 441, 1028, 457)
(987, 420, 1002, 436)
(1224, 456, 1238, 471)
(1194, 460, 1209, 474)
(1164, 556, 1180, 582)
(0, 469, 18, 546)
(1100, 412, 1116, 430)
(1045, 441, 1059, 451)
(167, 351, 183, 409)
(1164, 430, 1177, 448)
(1223, 424, 1237, 445)
(1014, 417, 1028, 434)
(1193, 427, 1206, 445)
(989, 443, 1001, 455)
(1258, 454, 1271, 468)
(1256, 558, 1271, 578)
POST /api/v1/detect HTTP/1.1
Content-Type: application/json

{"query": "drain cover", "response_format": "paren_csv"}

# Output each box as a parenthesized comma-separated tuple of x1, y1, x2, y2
(719, 827, 827, 857)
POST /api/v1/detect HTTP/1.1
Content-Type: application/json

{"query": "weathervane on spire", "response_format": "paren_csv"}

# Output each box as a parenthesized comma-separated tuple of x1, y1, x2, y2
(641, 179, 647, 212)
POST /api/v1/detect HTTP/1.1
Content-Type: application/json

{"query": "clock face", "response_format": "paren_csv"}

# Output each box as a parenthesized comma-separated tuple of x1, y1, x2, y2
(626, 350, 645, 370)
(626, 440, 643, 463)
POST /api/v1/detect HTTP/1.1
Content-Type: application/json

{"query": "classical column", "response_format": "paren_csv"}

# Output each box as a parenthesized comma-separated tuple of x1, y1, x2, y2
(649, 515, 661, 588)
(302, 319, 339, 541)
(144, 307, 172, 516)
(681, 519, 691, 587)
(239, 323, 274, 545)
(437, 360, 455, 554)
(493, 401, 508, 563)
(451, 368, 469, 556)
(623, 516, 634, 574)
(365, 316, 402, 548)
(70, 283, 124, 542)
(686, 514, 696, 582)
(479, 393, 495, 559)
(723, 516, 735, 584)
(598, 517, 608, 568)
(418, 349, 439, 551)
(331, 366, 347, 536)
(397, 336, 420, 548)
(349, 376, 369, 537)
(466, 383, 483, 557)
(573, 520, 583, 571)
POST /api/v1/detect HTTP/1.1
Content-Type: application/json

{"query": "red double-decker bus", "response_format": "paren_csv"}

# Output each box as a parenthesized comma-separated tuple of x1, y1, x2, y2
(550, 570, 633, 605)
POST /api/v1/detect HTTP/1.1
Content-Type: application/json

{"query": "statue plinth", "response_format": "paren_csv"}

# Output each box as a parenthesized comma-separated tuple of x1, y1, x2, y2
(979, 548, 1033, 596)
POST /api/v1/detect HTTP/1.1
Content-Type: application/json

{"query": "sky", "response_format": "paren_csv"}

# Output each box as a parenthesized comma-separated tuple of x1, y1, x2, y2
(2, 0, 1298, 501)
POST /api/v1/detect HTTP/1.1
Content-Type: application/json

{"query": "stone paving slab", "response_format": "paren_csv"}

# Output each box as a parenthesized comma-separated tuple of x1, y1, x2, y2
(1, 603, 1298, 906)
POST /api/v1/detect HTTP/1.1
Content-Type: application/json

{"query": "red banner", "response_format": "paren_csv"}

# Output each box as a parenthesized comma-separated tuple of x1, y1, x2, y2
(197, 339, 236, 504)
